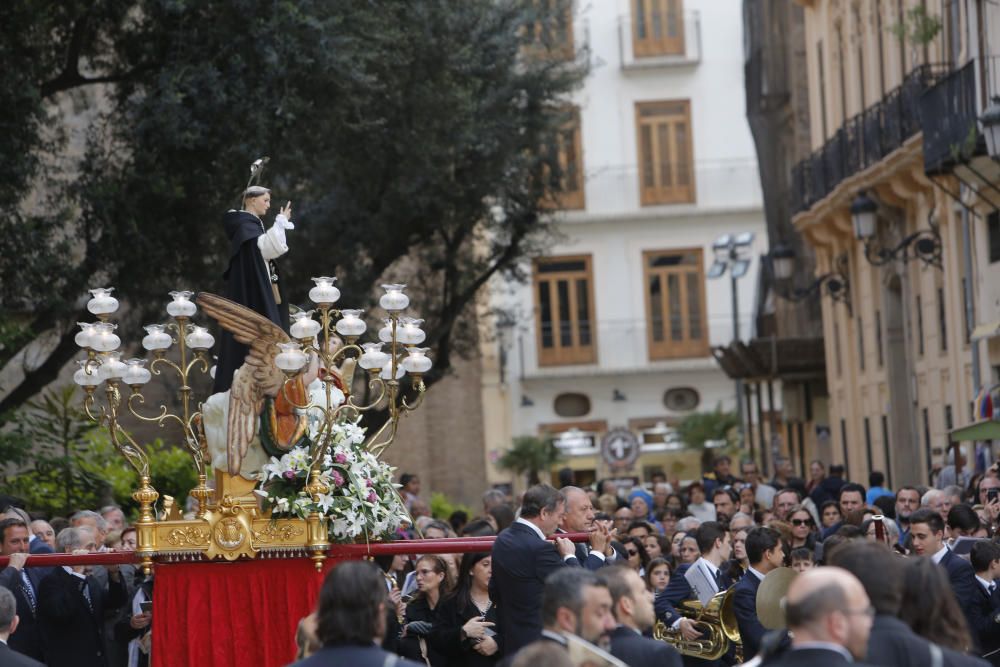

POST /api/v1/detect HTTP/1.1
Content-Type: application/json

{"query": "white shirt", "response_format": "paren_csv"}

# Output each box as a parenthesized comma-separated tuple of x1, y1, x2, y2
(748, 566, 767, 582)
(516, 518, 576, 562)
(62, 566, 86, 580)
(931, 545, 949, 564)
(976, 574, 996, 594)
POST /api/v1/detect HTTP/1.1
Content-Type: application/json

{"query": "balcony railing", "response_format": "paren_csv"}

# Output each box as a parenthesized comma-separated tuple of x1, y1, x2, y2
(791, 64, 950, 215)
(919, 60, 985, 175)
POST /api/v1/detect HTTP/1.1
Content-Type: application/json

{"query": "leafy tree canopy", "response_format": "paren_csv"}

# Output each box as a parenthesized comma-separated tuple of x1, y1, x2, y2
(0, 0, 586, 417)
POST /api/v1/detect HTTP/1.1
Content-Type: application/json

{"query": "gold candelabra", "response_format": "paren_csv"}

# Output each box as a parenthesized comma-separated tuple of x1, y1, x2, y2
(73, 281, 431, 572)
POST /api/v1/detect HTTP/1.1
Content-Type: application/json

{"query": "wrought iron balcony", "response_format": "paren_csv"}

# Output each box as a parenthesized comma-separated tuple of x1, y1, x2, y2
(790, 64, 950, 215)
(919, 60, 986, 175)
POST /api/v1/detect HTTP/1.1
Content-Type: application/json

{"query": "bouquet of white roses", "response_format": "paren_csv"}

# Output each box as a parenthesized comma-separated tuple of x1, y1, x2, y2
(254, 418, 409, 542)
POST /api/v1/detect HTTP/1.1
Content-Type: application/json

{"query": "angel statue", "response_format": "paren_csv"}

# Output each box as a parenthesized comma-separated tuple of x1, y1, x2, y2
(213, 157, 295, 395)
(198, 293, 352, 481)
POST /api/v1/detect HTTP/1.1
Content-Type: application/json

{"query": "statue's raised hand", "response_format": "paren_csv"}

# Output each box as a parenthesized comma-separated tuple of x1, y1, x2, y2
(278, 201, 294, 229)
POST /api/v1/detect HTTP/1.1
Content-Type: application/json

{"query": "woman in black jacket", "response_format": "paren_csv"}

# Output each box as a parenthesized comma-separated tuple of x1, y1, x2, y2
(399, 554, 453, 666)
(428, 551, 500, 666)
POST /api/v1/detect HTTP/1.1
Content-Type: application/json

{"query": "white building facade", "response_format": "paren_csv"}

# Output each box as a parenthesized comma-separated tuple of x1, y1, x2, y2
(484, 0, 768, 488)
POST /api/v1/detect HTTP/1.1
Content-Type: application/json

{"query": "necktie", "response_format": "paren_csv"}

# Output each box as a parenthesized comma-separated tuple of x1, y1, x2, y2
(81, 579, 93, 611)
(989, 583, 996, 597)
(714, 569, 724, 590)
(19, 570, 36, 614)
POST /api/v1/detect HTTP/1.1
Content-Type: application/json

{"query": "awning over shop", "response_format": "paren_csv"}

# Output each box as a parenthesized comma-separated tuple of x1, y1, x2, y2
(971, 320, 1000, 342)
(949, 420, 1000, 442)
(711, 337, 826, 381)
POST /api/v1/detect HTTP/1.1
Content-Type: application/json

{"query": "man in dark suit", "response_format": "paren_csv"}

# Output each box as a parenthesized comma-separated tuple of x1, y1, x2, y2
(491, 484, 582, 656)
(968, 540, 1000, 665)
(0, 587, 43, 667)
(820, 483, 867, 540)
(734, 527, 784, 659)
(828, 539, 988, 667)
(557, 486, 615, 569)
(760, 567, 874, 667)
(655, 522, 732, 629)
(0, 519, 44, 662)
(603, 565, 682, 667)
(291, 561, 423, 667)
(36, 526, 126, 667)
(909, 509, 979, 617)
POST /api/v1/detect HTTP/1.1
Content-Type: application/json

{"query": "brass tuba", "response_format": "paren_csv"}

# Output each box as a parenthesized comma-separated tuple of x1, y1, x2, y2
(653, 586, 742, 661)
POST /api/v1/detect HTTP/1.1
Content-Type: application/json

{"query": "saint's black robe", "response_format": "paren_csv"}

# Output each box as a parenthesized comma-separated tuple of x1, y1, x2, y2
(211, 210, 289, 394)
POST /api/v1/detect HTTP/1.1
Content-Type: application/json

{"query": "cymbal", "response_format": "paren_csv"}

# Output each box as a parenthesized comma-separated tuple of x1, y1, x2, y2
(757, 567, 797, 630)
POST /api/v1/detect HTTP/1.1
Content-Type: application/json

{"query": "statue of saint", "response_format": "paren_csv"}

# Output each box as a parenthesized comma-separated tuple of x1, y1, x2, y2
(212, 184, 295, 395)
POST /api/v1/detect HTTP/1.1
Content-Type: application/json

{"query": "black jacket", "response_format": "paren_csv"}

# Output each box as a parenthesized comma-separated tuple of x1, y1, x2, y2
(399, 595, 448, 666)
(490, 522, 581, 656)
(865, 615, 989, 667)
(36, 567, 126, 667)
(608, 625, 682, 667)
(733, 570, 767, 659)
(762, 646, 870, 667)
(290, 644, 424, 667)
(0, 566, 46, 662)
(429, 592, 501, 666)
(961, 580, 1000, 665)
(0, 642, 44, 667)
(940, 549, 981, 622)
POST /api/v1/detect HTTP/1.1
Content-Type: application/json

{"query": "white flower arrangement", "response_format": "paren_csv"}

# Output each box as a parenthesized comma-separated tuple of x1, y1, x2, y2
(255, 417, 409, 542)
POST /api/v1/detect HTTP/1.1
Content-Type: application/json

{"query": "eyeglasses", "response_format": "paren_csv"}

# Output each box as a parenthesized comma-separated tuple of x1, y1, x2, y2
(843, 605, 876, 619)
(791, 518, 813, 527)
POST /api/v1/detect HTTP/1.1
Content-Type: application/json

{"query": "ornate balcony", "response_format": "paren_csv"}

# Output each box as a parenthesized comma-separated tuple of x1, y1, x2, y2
(919, 60, 986, 176)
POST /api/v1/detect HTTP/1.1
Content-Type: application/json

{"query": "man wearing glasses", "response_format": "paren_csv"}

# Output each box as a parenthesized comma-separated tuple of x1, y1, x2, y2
(762, 567, 874, 667)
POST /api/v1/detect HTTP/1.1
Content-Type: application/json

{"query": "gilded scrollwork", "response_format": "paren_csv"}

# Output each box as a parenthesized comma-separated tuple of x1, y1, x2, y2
(253, 522, 306, 544)
(165, 526, 211, 546)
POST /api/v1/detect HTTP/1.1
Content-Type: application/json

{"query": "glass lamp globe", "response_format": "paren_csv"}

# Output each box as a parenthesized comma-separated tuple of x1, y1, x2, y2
(398, 318, 426, 345)
(123, 359, 152, 386)
(98, 352, 128, 381)
(335, 310, 367, 337)
(358, 342, 390, 370)
(87, 288, 119, 317)
(73, 360, 102, 387)
(290, 311, 322, 340)
(379, 284, 409, 311)
(90, 323, 121, 353)
(378, 319, 395, 344)
(308, 277, 341, 305)
(274, 342, 308, 372)
(401, 347, 433, 375)
(380, 364, 406, 380)
(185, 325, 215, 350)
(167, 291, 197, 317)
(850, 193, 878, 241)
(75, 323, 97, 349)
(142, 324, 172, 351)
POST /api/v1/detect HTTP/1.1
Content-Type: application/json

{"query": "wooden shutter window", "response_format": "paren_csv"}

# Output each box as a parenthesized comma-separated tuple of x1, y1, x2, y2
(644, 249, 708, 359)
(535, 256, 597, 366)
(633, 0, 685, 58)
(636, 100, 695, 205)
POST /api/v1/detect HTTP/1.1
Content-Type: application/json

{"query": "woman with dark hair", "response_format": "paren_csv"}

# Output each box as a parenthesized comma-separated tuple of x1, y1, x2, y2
(899, 556, 975, 652)
(664, 493, 686, 514)
(787, 505, 819, 551)
(487, 504, 514, 533)
(947, 503, 983, 540)
(429, 552, 500, 665)
(645, 557, 671, 594)
(819, 500, 842, 529)
(399, 554, 453, 666)
(805, 460, 826, 495)
(623, 536, 650, 575)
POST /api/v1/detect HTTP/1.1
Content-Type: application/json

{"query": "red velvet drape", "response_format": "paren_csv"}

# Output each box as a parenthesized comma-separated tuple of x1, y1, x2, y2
(151, 559, 334, 667)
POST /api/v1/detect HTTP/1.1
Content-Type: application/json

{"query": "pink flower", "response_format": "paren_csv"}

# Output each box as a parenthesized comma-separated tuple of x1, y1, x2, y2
(367, 490, 377, 503)
(365, 479, 374, 488)
(283, 470, 296, 480)
(331, 470, 345, 487)
(334, 452, 348, 464)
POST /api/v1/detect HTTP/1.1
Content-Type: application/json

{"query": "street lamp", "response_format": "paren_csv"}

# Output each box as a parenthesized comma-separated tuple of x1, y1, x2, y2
(849, 191, 942, 269)
(707, 232, 755, 447)
(978, 97, 1000, 158)
(767, 242, 852, 312)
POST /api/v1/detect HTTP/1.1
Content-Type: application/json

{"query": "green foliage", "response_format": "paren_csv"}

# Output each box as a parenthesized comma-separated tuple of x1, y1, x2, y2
(2, 384, 199, 518)
(429, 492, 473, 522)
(674, 408, 741, 471)
(497, 435, 565, 486)
(889, 5, 943, 47)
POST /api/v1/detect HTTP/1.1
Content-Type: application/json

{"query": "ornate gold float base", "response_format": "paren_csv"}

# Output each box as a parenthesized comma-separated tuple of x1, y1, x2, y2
(135, 471, 329, 573)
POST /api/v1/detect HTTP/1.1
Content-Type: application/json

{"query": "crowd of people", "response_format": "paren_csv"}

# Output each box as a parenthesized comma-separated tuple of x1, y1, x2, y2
(5, 453, 1000, 666)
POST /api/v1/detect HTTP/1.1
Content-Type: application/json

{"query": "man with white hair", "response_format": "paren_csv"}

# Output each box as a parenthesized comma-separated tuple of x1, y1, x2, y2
(100, 506, 126, 533)
(921, 489, 952, 522)
(37, 527, 127, 667)
(70, 511, 108, 550)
